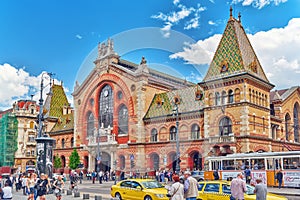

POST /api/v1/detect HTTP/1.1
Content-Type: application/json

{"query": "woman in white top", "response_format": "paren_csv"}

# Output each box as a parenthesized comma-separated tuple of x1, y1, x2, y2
(167, 175, 184, 200)
(27, 173, 36, 200)
(2, 182, 13, 200)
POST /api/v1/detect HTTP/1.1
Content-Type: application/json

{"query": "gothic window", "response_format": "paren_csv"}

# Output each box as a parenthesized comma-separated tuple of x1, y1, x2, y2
(215, 92, 221, 105)
(208, 93, 213, 106)
(219, 117, 232, 136)
(99, 84, 113, 128)
(221, 91, 227, 105)
(235, 88, 241, 103)
(285, 113, 291, 141)
(249, 89, 252, 103)
(170, 126, 176, 141)
(191, 124, 200, 140)
(253, 115, 256, 130)
(71, 137, 74, 147)
(293, 103, 299, 142)
(61, 139, 65, 148)
(118, 104, 128, 135)
(150, 128, 158, 142)
(228, 90, 234, 103)
(87, 112, 94, 137)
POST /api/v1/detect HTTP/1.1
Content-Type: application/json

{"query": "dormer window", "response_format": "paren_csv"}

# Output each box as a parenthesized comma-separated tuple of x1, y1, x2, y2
(220, 60, 229, 73)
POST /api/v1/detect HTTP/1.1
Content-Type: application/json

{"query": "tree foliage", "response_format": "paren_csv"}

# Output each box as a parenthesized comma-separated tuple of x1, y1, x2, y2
(69, 149, 80, 169)
(53, 154, 62, 169)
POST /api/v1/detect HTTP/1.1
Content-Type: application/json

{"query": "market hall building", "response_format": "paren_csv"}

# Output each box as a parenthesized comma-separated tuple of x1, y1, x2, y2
(72, 9, 300, 175)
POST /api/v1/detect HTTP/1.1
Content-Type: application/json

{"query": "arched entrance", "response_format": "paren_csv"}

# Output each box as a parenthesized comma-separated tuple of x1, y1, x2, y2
(150, 153, 159, 171)
(168, 152, 176, 172)
(119, 155, 125, 170)
(84, 156, 89, 169)
(95, 152, 111, 172)
(189, 151, 202, 170)
(61, 156, 66, 168)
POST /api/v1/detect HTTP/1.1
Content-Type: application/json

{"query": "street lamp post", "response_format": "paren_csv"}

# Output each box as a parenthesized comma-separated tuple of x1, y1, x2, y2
(36, 72, 55, 178)
(173, 103, 180, 174)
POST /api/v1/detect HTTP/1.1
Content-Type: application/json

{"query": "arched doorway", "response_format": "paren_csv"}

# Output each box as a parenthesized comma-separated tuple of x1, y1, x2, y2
(150, 153, 159, 171)
(119, 155, 125, 170)
(61, 156, 66, 168)
(84, 156, 89, 169)
(95, 152, 111, 172)
(168, 152, 176, 172)
(189, 151, 202, 170)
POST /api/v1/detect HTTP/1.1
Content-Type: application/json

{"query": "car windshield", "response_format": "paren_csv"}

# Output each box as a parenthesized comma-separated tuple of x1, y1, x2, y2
(141, 181, 164, 189)
(246, 185, 255, 195)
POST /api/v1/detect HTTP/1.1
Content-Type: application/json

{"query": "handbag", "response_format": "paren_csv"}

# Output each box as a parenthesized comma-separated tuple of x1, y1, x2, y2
(167, 185, 180, 199)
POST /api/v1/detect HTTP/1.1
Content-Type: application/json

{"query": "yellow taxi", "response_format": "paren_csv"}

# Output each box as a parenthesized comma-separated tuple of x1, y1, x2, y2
(111, 179, 169, 200)
(197, 180, 287, 200)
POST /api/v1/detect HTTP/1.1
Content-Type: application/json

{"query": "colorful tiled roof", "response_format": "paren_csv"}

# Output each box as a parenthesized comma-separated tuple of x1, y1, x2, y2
(203, 12, 269, 83)
(144, 85, 204, 119)
(44, 84, 69, 118)
(51, 113, 74, 133)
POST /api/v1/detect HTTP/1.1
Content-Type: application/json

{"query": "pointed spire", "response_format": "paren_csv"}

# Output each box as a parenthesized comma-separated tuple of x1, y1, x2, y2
(229, 6, 233, 20)
(238, 12, 241, 23)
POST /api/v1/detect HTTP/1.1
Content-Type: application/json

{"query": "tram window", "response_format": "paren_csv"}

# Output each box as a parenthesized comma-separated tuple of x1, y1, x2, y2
(267, 158, 282, 170)
(222, 160, 235, 170)
(251, 159, 265, 170)
(283, 157, 300, 169)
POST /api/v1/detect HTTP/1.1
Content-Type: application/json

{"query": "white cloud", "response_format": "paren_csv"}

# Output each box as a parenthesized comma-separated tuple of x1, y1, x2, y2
(170, 18, 300, 89)
(232, 0, 288, 9)
(75, 34, 83, 39)
(151, 3, 206, 37)
(208, 20, 216, 25)
(0, 63, 70, 111)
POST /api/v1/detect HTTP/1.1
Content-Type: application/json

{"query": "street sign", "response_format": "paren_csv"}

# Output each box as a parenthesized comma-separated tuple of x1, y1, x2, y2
(130, 154, 134, 160)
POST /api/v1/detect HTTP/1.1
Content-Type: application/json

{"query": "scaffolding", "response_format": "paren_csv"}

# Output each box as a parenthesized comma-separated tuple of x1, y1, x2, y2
(0, 113, 18, 167)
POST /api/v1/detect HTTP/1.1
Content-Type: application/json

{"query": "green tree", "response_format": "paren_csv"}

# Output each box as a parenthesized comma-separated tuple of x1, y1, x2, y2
(69, 149, 80, 169)
(53, 154, 62, 169)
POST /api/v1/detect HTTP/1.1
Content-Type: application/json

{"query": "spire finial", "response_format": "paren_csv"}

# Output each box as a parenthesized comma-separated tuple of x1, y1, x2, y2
(230, 6, 233, 20)
(238, 12, 241, 23)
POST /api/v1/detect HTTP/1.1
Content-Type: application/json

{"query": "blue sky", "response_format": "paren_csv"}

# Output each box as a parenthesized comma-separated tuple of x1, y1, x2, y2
(0, 0, 299, 110)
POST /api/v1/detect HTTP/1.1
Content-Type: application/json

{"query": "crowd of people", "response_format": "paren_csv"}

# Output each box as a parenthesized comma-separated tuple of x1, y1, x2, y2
(0, 172, 65, 200)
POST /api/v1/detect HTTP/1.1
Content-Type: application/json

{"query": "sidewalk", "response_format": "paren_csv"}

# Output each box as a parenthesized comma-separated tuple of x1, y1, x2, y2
(267, 187, 300, 197)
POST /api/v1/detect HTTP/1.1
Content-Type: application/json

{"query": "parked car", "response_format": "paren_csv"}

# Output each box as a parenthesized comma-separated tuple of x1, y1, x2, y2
(197, 180, 287, 200)
(111, 179, 169, 200)
(192, 170, 204, 181)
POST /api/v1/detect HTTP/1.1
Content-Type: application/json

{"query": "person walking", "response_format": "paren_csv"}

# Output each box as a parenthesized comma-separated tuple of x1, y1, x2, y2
(27, 173, 36, 200)
(2, 182, 13, 200)
(36, 173, 48, 200)
(183, 171, 198, 200)
(213, 169, 219, 180)
(276, 170, 283, 189)
(254, 178, 267, 200)
(244, 167, 251, 184)
(230, 172, 247, 200)
(167, 175, 184, 200)
(53, 175, 65, 200)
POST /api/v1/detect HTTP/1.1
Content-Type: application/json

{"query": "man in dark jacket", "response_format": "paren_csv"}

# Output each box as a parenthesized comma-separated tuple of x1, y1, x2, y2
(276, 170, 283, 189)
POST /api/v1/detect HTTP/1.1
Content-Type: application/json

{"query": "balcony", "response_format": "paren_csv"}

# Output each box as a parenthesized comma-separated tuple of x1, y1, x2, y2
(87, 134, 117, 146)
(208, 135, 235, 144)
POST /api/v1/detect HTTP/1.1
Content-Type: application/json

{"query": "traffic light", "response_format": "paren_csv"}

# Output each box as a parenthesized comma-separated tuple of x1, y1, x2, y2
(130, 160, 135, 168)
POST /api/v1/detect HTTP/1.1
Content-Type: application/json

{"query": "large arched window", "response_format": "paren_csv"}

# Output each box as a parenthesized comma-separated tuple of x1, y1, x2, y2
(151, 128, 158, 142)
(170, 126, 176, 141)
(150, 153, 160, 171)
(118, 104, 128, 135)
(191, 124, 200, 140)
(219, 117, 232, 136)
(87, 112, 94, 137)
(99, 84, 113, 128)
(285, 113, 291, 141)
(293, 103, 299, 142)
(119, 155, 125, 170)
